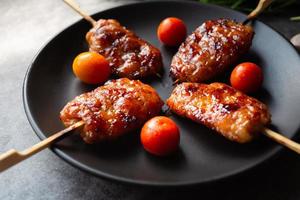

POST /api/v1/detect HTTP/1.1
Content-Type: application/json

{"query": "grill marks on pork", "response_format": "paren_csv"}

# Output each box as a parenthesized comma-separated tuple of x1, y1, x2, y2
(170, 19, 254, 83)
(60, 78, 163, 143)
(167, 82, 271, 143)
(86, 19, 162, 79)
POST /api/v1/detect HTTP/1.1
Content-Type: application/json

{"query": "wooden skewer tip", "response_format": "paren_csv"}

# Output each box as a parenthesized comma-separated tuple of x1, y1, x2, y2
(263, 127, 300, 154)
(0, 121, 84, 172)
(244, 0, 273, 23)
(63, 0, 96, 26)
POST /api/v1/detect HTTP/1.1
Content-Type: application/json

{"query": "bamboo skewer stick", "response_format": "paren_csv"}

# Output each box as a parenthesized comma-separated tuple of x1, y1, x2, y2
(172, 79, 180, 85)
(0, 121, 84, 172)
(155, 73, 162, 79)
(63, 0, 96, 26)
(243, 0, 273, 24)
(263, 128, 300, 154)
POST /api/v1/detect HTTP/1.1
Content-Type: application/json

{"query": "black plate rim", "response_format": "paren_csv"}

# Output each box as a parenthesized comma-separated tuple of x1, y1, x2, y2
(22, 0, 300, 187)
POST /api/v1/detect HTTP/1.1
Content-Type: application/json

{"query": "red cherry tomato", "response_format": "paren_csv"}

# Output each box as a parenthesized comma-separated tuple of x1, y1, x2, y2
(72, 52, 110, 84)
(230, 62, 263, 94)
(141, 116, 180, 156)
(157, 17, 187, 46)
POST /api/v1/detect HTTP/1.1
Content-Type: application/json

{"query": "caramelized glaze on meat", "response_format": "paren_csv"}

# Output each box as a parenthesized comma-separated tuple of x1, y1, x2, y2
(170, 19, 254, 83)
(60, 78, 163, 143)
(167, 82, 271, 143)
(86, 19, 162, 79)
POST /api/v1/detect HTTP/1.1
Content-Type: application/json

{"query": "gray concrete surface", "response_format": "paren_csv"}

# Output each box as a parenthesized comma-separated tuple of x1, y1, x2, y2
(0, 0, 300, 199)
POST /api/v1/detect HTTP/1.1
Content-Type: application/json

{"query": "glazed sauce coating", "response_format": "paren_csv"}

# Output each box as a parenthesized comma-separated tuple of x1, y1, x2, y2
(86, 19, 163, 79)
(170, 19, 254, 82)
(167, 82, 271, 143)
(60, 78, 163, 143)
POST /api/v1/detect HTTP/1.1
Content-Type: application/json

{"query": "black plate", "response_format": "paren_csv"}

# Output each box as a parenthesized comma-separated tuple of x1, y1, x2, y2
(23, 1, 300, 186)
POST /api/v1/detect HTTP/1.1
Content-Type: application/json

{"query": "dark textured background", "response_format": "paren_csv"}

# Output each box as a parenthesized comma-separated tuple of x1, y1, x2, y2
(0, 0, 300, 199)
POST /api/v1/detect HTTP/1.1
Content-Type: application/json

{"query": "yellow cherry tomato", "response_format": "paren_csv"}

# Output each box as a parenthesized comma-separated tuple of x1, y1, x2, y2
(72, 52, 110, 84)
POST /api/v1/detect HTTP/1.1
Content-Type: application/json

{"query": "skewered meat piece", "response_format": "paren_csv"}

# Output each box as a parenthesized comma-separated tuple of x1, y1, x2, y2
(170, 19, 254, 83)
(86, 19, 163, 79)
(167, 82, 271, 143)
(60, 78, 163, 143)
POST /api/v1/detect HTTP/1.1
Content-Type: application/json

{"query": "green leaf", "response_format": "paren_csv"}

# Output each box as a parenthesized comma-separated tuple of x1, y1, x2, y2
(231, 0, 246, 9)
(290, 16, 300, 21)
(198, 0, 297, 13)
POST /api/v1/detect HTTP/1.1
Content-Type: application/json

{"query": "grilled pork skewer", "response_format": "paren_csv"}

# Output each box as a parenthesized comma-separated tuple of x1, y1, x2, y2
(86, 19, 162, 79)
(60, 78, 163, 143)
(167, 82, 270, 143)
(171, 0, 273, 83)
(170, 19, 254, 83)
(167, 82, 300, 153)
(0, 78, 163, 171)
(63, 0, 163, 79)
